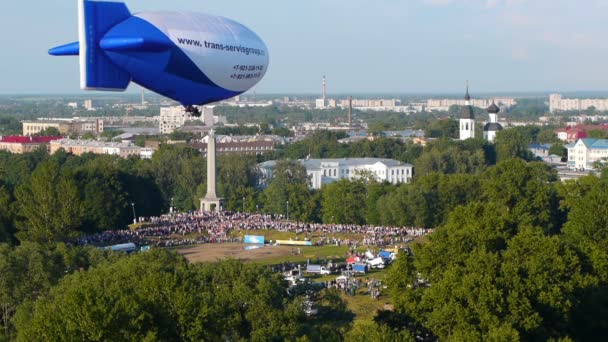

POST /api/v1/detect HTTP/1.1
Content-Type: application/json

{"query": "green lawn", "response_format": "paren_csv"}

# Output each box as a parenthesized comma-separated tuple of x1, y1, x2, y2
(253, 245, 351, 265)
(340, 268, 393, 322)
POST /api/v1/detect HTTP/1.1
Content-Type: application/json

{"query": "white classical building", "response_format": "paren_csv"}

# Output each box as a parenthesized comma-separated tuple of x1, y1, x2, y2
(258, 158, 413, 189)
(566, 138, 608, 170)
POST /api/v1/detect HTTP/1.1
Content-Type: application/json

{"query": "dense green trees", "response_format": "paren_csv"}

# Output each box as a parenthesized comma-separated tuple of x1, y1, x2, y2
(413, 138, 492, 177)
(270, 131, 423, 164)
(217, 155, 260, 212)
(14, 250, 308, 342)
(423, 118, 459, 139)
(494, 127, 535, 162)
(321, 180, 367, 224)
(14, 160, 83, 244)
(0, 243, 117, 340)
(361, 170, 608, 341)
(0, 183, 14, 244)
(263, 160, 315, 221)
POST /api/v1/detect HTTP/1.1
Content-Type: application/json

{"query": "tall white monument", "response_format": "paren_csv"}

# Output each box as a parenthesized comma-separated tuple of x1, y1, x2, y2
(200, 129, 223, 212)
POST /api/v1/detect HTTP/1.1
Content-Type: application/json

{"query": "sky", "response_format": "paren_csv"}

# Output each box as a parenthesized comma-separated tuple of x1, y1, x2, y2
(0, 0, 607, 94)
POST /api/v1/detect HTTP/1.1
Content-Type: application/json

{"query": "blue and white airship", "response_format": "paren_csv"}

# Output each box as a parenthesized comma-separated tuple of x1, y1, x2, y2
(49, 0, 269, 115)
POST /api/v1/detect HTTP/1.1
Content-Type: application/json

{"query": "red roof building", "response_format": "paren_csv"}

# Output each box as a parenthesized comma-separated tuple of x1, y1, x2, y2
(0, 136, 62, 154)
(555, 124, 608, 143)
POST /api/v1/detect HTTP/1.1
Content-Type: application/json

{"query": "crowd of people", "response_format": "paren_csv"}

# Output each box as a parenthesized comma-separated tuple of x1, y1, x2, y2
(77, 211, 433, 248)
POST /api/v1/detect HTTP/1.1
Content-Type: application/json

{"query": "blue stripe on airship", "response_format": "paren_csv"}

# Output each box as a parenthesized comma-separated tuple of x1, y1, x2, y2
(102, 16, 240, 105)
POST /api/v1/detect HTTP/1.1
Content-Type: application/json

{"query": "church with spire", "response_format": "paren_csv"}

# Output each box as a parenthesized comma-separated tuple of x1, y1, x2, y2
(459, 84, 475, 140)
(483, 101, 503, 142)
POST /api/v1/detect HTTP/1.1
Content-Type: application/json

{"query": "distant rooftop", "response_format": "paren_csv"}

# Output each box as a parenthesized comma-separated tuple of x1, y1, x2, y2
(259, 158, 412, 169)
(22, 118, 101, 124)
(0, 136, 62, 144)
(52, 138, 138, 149)
(581, 138, 608, 149)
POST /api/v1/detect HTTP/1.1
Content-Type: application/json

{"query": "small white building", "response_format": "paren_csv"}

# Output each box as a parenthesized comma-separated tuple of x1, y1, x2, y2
(566, 138, 608, 170)
(258, 158, 413, 189)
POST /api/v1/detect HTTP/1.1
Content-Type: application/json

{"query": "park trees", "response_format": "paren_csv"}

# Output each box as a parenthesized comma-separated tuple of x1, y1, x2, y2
(560, 177, 608, 282)
(146, 145, 206, 211)
(70, 157, 131, 233)
(423, 118, 459, 139)
(14, 251, 306, 342)
(217, 155, 259, 212)
(0, 184, 14, 244)
(321, 179, 367, 224)
(0, 243, 113, 340)
(376, 173, 480, 228)
(414, 138, 490, 177)
(263, 160, 316, 221)
(387, 207, 594, 341)
(480, 159, 562, 232)
(537, 129, 560, 144)
(14, 160, 83, 244)
(376, 158, 608, 341)
(494, 127, 534, 162)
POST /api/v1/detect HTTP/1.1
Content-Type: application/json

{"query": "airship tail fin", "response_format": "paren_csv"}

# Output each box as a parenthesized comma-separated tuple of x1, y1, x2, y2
(79, 0, 132, 91)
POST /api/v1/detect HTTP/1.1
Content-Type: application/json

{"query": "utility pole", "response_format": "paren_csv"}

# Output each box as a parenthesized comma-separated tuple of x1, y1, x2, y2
(131, 202, 137, 224)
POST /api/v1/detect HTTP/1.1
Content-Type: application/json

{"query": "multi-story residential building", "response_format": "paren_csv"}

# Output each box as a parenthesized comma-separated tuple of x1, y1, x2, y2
(258, 158, 413, 190)
(22, 118, 103, 136)
(159, 106, 188, 134)
(0, 136, 62, 154)
(566, 138, 608, 170)
(550, 94, 608, 113)
(83, 99, 94, 110)
(426, 97, 516, 112)
(159, 106, 223, 134)
(50, 139, 154, 159)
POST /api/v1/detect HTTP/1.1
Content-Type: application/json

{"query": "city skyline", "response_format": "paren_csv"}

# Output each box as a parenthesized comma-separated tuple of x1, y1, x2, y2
(1, 0, 607, 94)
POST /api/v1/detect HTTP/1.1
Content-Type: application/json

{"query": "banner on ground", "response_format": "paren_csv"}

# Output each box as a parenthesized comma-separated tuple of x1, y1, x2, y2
(275, 240, 313, 246)
(244, 235, 265, 245)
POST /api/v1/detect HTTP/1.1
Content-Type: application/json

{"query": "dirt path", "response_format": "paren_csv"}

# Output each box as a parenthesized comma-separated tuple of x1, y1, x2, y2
(178, 243, 295, 263)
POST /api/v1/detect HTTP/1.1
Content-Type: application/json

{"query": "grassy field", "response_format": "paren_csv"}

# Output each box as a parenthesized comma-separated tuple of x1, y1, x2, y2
(340, 268, 393, 322)
(252, 244, 350, 265)
(175, 231, 414, 324)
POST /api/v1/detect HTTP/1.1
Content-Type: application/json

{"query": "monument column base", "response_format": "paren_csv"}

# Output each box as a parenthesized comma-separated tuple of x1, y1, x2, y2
(200, 197, 224, 213)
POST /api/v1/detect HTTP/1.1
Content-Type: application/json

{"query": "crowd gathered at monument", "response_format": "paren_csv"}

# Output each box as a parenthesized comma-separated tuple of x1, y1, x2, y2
(77, 211, 432, 248)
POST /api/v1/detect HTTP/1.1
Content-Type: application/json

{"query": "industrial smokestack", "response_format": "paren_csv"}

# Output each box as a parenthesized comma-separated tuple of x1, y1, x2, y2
(322, 75, 327, 101)
(348, 96, 353, 129)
